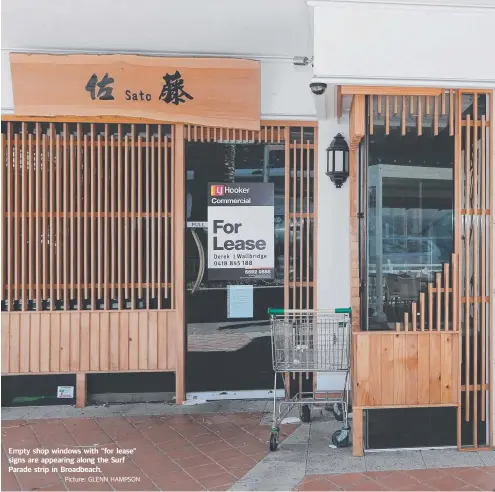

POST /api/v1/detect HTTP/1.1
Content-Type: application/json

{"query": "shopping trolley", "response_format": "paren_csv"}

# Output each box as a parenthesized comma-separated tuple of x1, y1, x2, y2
(267, 308, 352, 451)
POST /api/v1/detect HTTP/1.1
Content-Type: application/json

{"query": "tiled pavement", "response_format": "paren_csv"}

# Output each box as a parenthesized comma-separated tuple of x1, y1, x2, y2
(295, 467, 495, 491)
(2, 412, 298, 491)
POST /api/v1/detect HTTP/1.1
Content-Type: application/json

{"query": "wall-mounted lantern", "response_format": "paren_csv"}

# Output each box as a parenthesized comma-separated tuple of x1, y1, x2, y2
(326, 133, 349, 188)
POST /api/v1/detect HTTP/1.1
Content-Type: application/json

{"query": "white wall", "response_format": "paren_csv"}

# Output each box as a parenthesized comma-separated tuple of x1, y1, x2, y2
(1, 52, 316, 119)
(312, 0, 495, 88)
(315, 109, 352, 391)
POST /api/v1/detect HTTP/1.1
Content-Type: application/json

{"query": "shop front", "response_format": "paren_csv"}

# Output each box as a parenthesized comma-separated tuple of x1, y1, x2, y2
(1, 36, 318, 407)
(3, 0, 495, 459)
(310, 0, 495, 454)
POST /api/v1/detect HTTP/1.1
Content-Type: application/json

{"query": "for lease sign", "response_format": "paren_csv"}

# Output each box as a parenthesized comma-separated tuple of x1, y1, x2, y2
(207, 183, 274, 280)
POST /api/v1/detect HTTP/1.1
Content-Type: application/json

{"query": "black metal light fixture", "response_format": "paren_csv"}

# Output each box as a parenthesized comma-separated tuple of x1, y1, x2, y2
(326, 133, 349, 188)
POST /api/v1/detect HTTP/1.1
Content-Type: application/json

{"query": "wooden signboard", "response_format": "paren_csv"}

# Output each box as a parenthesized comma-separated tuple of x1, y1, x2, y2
(9, 53, 261, 130)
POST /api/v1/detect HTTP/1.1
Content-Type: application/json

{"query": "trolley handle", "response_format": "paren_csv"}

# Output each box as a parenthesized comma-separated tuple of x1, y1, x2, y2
(267, 307, 351, 315)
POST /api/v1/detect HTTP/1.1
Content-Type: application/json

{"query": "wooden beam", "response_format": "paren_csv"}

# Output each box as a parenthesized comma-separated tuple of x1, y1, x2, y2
(352, 408, 364, 456)
(173, 125, 186, 405)
(341, 86, 444, 96)
(75, 372, 87, 408)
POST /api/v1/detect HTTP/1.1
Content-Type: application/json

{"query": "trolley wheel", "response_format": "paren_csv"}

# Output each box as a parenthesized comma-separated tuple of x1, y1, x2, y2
(269, 433, 279, 451)
(300, 404, 311, 423)
(331, 428, 350, 448)
(332, 403, 344, 422)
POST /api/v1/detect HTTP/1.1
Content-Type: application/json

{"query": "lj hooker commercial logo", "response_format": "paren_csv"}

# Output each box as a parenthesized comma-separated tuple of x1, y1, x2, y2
(210, 185, 225, 197)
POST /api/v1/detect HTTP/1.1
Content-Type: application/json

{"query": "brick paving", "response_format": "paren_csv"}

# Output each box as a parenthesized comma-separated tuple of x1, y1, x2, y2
(2, 412, 298, 491)
(295, 467, 495, 491)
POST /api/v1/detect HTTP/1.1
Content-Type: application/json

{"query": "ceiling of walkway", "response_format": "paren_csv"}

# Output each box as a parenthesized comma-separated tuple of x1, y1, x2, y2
(2, 0, 313, 58)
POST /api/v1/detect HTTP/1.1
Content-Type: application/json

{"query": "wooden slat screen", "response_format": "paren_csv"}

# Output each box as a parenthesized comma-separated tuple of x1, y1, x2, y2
(1, 121, 174, 312)
(286, 126, 316, 311)
(457, 91, 492, 449)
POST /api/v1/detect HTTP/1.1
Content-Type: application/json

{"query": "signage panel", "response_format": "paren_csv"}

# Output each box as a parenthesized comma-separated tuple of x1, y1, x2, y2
(207, 182, 274, 280)
(10, 53, 261, 130)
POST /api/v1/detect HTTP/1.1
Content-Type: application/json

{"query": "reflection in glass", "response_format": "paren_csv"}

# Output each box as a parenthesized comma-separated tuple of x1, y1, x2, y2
(366, 98, 454, 331)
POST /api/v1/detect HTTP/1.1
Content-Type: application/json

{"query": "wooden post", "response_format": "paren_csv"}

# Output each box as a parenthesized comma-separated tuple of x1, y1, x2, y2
(352, 408, 364, 456)
(173, 125, 186, 405)
(76, 372, 87, 408)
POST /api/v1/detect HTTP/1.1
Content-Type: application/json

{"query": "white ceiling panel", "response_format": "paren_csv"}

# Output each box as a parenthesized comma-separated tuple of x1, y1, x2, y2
(2, 0, 313, 58)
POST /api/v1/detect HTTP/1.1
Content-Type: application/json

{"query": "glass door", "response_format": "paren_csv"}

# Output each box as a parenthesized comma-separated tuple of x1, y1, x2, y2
(185, 142, 285, 394)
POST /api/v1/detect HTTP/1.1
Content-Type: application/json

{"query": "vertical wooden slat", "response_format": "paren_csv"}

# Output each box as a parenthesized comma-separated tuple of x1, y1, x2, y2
(393, 333, 406, 405)
(157, 127, 162, 307)
(158, 312, 168, 369)
(428, 283, 433, 330)
(292, 139, 297, 310)
(455, 92, 462, 449)
(306, 139, 310, 309)
(401, 96, 406, 136)
(441, 91, 446, 115)
(473, 96, 479, 447)
(377, 95, 382, 115)
(76, 124, 82, 309)
(488, 92, 493, 447)
(99, 312, 109, 371)
(50, 312, 61, 372)
(104, 125, 109, 310)
(90, 125, 95, 308)
(420, 292, 425, 331)
(385, 96, 390, 135)
(481, 115, 486, 421)
(436, 272, 441, 331)
(7, 124, 12, 309)
(299, 130, 304, 309)
(441, 333, 454, 404)
(411, 302, 417, 331)
(284, 127, 290, 311)
(404, 311, 409, 332)
(452, 253, 458, 332)
(63, 123, 69, 310)
(369, 96, 374, 135)
(151, 134, 156, 304)
(434, 96, 439, 136)
(449, 90, 455, 136)
(465, 114, 471, 422)
(405, 334, 418, 404)
(56, 133, 61, 307)
(14, 133, 19, 305)
(117, 125, 123, 309)
(444, 264, 450, 331)
(119, 312, 129, 370)
(89, 312, 99, 371)
(393, 96, 398, 115)
(69, 134, 74, 303)
(417, 96, 423, 136)
(83, 133, 88, 302)
(148, 311, 158, 370)
(418, 333, 430, 404)
(173, 124, 185, 403)
(137, 134, 142, 302)
(21, 123, 26, 310)
(381, 334, 395, 404)
(42, 134, 48, 305)
(124, 133, 129, 305)
(430, 332, 442, 404)
(109, 312, 119, 370)
(80, 312, 90, 371)
(131, 125, 136, 309)
(1, 136, 6, 303)
(111, 133, 116, 304)
(426, 96, 431, 115)
(28, 133, 33, 306)
(50, 124, 56, 310)
(410, 96, 415, 116)
(97, 134, 102, 305)
(165, 133, 170, 303)
(145, 126, 150, 307)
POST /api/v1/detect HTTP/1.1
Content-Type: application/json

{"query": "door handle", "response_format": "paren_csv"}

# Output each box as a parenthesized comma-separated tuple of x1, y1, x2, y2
(191, 228, 206, 294)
